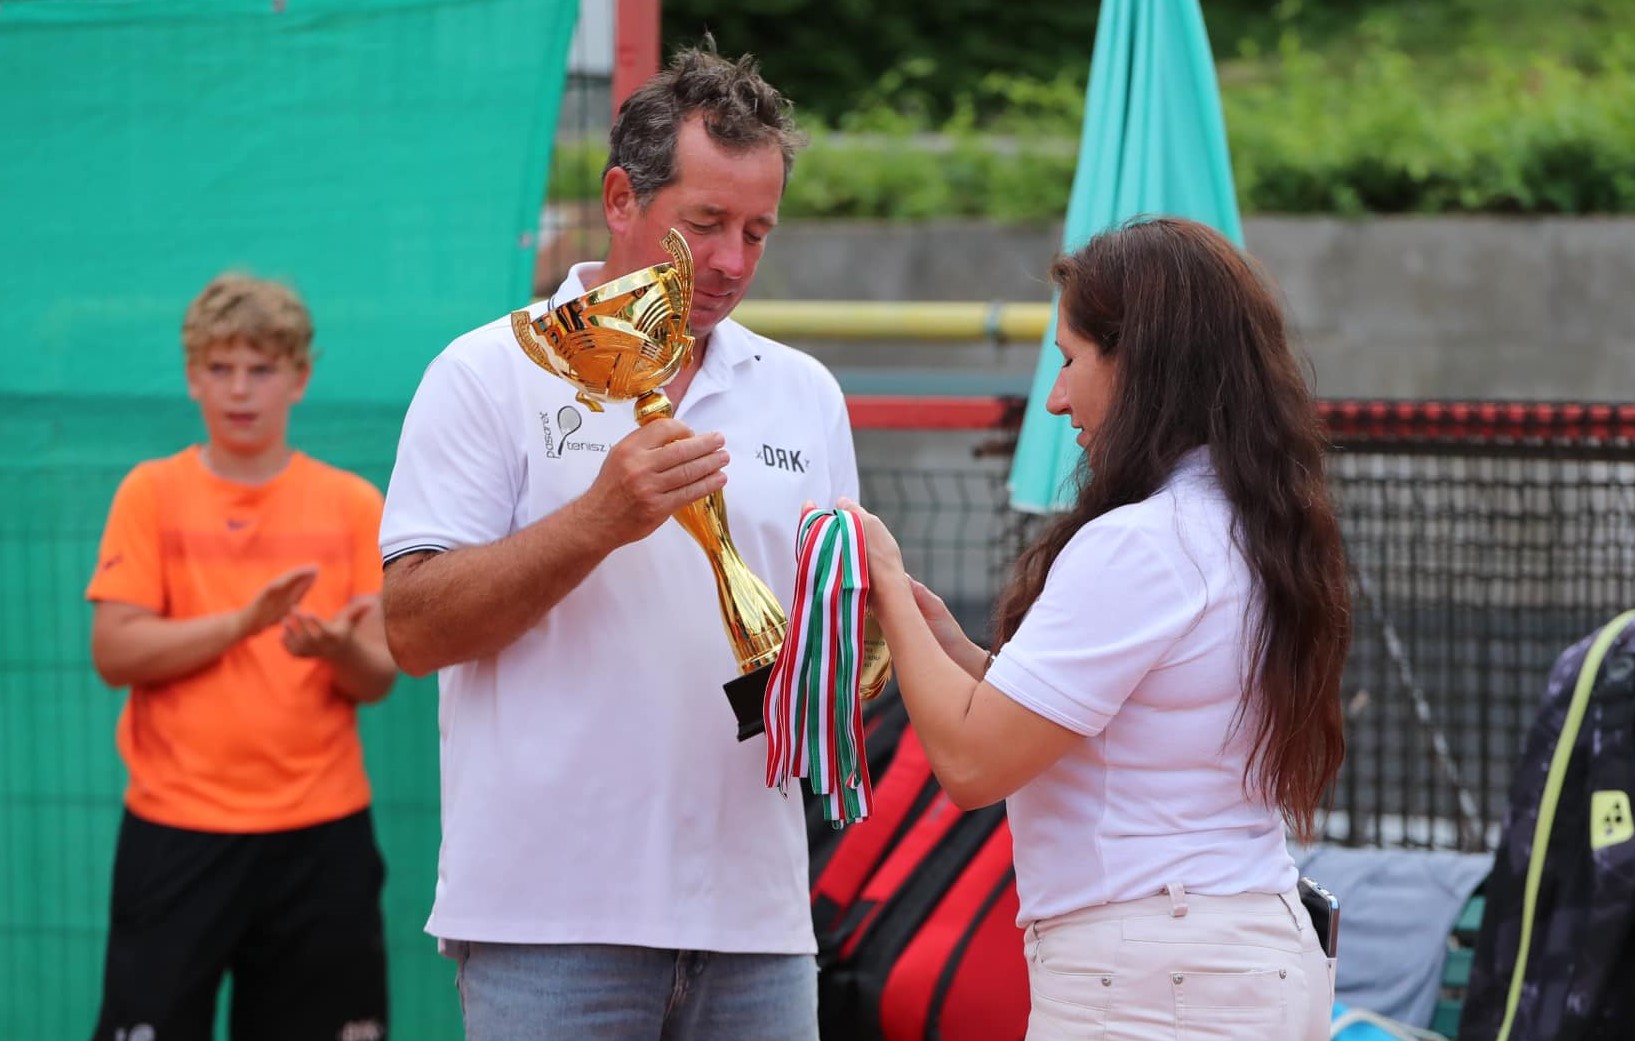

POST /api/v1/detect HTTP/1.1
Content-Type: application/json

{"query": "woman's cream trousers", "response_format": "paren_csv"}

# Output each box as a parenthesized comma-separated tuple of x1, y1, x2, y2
(1023, 885, 1334, 1040)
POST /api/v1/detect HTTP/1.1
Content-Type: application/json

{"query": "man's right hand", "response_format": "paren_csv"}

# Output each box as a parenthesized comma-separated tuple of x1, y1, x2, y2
(576, 418, 730, 546)
(236, 565, 319, 639)
(379, 420, 729, 676)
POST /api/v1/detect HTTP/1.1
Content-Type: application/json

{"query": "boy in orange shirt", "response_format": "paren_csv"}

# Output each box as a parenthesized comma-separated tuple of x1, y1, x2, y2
(85, 273, 397, 1041)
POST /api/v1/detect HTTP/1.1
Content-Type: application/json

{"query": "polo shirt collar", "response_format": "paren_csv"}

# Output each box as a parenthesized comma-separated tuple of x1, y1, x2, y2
(1172, 444, 1211, 477)
(1164, 444, 1219, 493)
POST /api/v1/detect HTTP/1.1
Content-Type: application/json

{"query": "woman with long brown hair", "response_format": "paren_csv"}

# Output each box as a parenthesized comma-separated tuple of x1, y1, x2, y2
(842, 217, 1350, 1040)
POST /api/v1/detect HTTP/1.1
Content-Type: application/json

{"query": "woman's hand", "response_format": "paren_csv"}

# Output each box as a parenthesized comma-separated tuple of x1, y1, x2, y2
(834, 497, 907, 588)
(908, 577, 989, 679)
(830, 499, 990, 677)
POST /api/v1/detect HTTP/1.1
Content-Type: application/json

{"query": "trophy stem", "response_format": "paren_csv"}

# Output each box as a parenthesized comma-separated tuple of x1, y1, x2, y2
(633, 390, 673, 427)
(634, 391, 789, 677)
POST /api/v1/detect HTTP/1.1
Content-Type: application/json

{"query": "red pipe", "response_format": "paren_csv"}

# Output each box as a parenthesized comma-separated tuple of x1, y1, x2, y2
(846, 396, 1024, 431)
(1317, 399, 1635, 443)
(845, 395, 1635, 442)
(612, 0, 661, 117)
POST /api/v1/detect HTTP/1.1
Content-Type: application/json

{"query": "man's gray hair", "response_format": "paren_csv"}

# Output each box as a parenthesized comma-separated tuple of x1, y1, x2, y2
(604, 36, 805, 204)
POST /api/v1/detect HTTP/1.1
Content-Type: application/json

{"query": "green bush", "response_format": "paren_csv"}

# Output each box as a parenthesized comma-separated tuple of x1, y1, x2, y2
(1228, 33, 1635, 214)
(549, 29, 1635, 219)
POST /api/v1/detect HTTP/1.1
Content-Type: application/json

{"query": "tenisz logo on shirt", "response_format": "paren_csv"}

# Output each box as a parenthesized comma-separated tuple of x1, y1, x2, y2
(538, 405, 609, 458)
(755, 442, 808, 473)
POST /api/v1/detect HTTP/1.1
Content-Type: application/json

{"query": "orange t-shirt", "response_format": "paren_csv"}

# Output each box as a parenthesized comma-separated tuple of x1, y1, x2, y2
(85, 446, 385, 833)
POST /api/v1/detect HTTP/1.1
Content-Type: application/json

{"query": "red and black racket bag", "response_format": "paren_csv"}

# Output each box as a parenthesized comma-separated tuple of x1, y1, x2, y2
(806, 694, 1030, 1041)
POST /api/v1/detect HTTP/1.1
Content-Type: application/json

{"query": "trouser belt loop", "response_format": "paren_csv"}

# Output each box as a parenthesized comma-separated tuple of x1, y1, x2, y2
(1166, 881, 1189, 918)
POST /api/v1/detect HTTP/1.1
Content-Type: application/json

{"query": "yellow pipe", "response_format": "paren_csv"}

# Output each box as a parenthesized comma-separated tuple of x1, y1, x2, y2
(730, 300, 1052, 343)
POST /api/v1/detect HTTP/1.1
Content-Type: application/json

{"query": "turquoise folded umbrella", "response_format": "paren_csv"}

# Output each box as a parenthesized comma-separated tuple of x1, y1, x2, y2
(1007, 0, 1243, 512)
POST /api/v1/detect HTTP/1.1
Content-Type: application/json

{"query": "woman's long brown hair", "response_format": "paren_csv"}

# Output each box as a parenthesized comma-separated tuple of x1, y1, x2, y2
(993, 217, 1349, 842)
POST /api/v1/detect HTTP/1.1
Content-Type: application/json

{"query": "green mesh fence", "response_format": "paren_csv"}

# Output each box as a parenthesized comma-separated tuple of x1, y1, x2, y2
(0, 399, 455, 1035)
(0, 0, 576, 406)
(0, 0, 577, 1034)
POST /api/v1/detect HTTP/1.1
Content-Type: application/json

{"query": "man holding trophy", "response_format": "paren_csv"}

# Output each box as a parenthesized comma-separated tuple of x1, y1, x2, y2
(379, 41, 855, 1040)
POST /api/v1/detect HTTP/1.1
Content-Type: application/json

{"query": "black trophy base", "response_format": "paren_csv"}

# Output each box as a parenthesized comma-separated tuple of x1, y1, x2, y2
(724, 662, 775, 742)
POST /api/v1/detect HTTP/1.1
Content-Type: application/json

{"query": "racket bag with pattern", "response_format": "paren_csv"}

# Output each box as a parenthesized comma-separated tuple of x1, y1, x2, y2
(807, 690, 913, 887)
(870, 817, 1030, 1041)
(815, 752, 1021, 1040)
(810, 701, 936, 956)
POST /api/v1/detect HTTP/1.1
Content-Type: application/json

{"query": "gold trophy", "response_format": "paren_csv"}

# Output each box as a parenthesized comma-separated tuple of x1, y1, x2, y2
(512, 229, 890, 740)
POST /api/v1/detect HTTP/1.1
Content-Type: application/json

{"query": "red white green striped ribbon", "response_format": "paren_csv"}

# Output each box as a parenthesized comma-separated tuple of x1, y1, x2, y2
(763, 506, 873, 827)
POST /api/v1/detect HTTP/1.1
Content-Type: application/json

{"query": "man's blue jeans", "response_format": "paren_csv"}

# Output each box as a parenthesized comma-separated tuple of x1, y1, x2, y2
(448, 941, 819, 1041)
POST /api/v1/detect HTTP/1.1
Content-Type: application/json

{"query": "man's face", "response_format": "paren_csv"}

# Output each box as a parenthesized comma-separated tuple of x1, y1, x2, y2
(185, 340, 309, 458)
(605, 116, 785, 340)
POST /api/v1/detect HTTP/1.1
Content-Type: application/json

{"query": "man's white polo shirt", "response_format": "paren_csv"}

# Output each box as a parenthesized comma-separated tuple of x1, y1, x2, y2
(381, 265, 859, 954)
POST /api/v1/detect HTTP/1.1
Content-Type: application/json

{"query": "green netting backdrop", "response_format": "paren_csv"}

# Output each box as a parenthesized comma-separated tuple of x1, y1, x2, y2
(0, 1, 577, 1035)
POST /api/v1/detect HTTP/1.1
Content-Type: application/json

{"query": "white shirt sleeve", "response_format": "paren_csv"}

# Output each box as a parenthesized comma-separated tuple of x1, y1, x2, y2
(380, 351, 520, 563)
(983, 514, 1206, 737)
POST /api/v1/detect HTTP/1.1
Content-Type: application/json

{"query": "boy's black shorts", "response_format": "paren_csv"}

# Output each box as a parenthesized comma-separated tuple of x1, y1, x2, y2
(91, 807, 388, 1041)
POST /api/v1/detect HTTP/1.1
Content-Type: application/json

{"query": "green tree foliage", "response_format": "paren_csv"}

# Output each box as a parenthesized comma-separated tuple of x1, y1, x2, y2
(659, 0, 1436, 126)
(660, 0, 1097, 125)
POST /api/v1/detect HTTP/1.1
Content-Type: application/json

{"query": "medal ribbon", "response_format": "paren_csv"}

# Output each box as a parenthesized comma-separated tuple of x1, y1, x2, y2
(763, 507, 873, 827)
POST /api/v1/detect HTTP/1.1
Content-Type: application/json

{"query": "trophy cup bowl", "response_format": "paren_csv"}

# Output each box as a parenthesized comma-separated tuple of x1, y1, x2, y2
(513, 229, 889, 741)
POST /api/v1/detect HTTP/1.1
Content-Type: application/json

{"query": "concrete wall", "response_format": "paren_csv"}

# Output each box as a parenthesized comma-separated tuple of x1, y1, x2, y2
(751, 217, 1635, 402)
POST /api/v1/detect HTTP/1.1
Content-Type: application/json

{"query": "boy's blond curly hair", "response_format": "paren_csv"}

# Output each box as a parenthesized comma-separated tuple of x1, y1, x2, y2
(182, 273, 314, 368)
